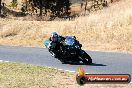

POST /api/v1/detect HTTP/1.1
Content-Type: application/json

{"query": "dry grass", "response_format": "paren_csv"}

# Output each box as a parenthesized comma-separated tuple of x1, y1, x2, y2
(0, 0, 132, 53)
(0, 62, 132, 88)
(0, 62, 73, 88)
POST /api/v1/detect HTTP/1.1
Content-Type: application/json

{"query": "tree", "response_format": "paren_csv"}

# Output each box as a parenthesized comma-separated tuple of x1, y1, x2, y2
(53, 0, 71, 17)
(28, 0, 71, 17)
(29, 0, 49, 16)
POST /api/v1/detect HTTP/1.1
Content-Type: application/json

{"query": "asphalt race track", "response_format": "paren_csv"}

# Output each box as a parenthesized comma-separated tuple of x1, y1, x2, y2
(0, 45, 132, 78)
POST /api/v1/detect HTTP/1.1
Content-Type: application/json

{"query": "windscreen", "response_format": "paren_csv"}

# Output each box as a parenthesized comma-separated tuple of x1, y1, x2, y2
(64, 37, 75, 46)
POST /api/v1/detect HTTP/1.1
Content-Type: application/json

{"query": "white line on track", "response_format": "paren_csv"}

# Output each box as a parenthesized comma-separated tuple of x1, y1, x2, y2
(5, 61, 9, 62)
(0, 60, 10, 62)
(0, 60, 3, 62)
(48, 67, 76, 73)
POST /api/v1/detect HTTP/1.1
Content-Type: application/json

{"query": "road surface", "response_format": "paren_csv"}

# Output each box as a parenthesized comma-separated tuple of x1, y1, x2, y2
(0, 45, 132, 77)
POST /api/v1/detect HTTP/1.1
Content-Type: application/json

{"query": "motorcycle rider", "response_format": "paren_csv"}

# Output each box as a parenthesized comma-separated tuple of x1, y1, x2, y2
(48, 32, 82, 58)
(48, 32, 65, 58)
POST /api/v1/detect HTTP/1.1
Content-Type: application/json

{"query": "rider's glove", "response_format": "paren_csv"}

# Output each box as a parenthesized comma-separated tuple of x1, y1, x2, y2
(47, 41, 52, 49)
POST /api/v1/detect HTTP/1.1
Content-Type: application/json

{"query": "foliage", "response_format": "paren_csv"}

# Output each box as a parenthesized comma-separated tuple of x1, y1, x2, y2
(28, 0, 71, 17)
(10, 0, 18, 8)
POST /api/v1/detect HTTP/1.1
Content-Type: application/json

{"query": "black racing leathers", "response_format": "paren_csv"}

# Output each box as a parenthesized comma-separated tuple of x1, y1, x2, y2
(48, 36, 65, 58)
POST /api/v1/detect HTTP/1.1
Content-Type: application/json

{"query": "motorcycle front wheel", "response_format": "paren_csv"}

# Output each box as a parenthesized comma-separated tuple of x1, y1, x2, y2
(79, 50, 92, 65)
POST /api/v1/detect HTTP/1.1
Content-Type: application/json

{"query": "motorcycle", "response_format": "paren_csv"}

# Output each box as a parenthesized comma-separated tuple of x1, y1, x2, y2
(43, 36, 92, 64)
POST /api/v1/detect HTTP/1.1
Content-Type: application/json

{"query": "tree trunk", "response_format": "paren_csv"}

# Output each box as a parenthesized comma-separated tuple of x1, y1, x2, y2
(84, 1, 87, 11)
(39, 6, 42, 16)
(39, 0, 42, 16)
(0, 0, 1, 15)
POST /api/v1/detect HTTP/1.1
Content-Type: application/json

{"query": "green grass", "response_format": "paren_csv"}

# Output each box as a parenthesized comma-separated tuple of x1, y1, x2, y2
(0, 62, 73, 88)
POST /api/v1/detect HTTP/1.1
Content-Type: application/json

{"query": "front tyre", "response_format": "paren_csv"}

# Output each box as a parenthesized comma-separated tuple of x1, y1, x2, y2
(79, 50, 92, 65)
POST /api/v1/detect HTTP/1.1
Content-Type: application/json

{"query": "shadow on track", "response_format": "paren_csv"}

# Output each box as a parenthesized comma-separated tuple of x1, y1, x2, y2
(90, 63, 107, 66)
(62, 61, 106, 66)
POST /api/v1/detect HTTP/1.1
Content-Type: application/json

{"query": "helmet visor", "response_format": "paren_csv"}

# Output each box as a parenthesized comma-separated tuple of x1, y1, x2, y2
(51, 36, 58, 42)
